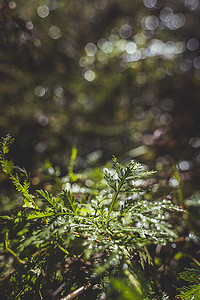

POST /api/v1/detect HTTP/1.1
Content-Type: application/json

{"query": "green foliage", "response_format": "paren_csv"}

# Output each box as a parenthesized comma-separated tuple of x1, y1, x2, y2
(105, 156, 156, 223)
(0, 134, 15, 174)
(0, 136, 182, 299)
(0, 135, 38, 210)
(109, 277, 143, 300)
(177, 261, 200, 300)
(68, 147, 78, 182)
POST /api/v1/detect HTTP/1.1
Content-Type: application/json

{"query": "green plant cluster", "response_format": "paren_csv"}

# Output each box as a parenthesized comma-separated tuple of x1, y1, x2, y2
(0, 135, 183, 299)
(177, 261, 200, 300)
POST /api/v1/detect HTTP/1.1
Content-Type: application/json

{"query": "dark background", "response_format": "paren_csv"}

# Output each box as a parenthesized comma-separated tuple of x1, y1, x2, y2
(0, 0, 200, 173)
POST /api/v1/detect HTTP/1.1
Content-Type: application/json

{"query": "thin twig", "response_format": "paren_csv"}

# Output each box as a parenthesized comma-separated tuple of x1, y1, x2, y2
(60, 283, 91, 300)
(52, 282, 66, 298)
(0, 248, 46, 282)
(0, 268, 17, 283)
(32, 248, 46, 257)
(5, 245, 26, 264)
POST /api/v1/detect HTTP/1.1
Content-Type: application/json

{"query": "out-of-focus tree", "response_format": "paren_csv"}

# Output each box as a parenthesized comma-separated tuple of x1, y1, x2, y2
(0, 0, 200, 181)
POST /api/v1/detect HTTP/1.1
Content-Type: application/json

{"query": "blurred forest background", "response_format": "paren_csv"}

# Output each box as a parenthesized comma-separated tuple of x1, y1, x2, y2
(0, 0, 200, 172)
(1, 0, 200, 298)
(1, 0, 200, 237)
(1, 0, 200, 175)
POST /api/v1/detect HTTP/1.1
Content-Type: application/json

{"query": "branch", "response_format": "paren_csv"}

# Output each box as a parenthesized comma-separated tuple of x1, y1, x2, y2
(0, 268, 17, 283)
(60, 283, 91, 300)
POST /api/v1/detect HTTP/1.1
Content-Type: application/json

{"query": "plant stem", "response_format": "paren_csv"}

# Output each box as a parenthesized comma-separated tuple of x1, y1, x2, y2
(106, 180, 123, 224)
(9, 173, 39, 209)
(58, 245, 69, 255)
(60, 283, 91, 300)
(0, 268, 17, 282)
(185, 254, 200, 267)
(5, 246, 25, 265)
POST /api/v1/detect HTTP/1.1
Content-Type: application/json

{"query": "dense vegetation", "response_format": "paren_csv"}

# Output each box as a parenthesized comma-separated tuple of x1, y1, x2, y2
(0, 135, 185, 299)
(0, 0, 200, 299)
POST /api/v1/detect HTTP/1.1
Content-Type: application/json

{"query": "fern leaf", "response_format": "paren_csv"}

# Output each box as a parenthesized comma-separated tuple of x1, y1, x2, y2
(24, 210, 54, 220)
(178, 284, 200, 300)
(10, 174, 38, 209)
(179, 264, 200, 283)
(61, 190, 77, 213)
(37, 190, 61, 211)
(177, 262, 200, 299)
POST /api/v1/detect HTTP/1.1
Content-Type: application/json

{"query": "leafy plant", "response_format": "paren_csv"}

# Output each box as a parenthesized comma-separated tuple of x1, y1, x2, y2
(176, 260, 200, 300)
(0, 135, 182, 299)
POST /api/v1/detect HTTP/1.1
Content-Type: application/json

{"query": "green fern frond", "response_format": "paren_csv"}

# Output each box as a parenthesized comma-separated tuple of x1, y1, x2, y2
(25, 210, 55, 220)
(178, 284, 200, 300)
(179, 264, 200, 283)
(61, 190, 77, 213)
(0, 135, 38, 209)
(0, 136, 182, 299)
(10, 174, 38, 209)
(177, 262, 200, 299)
(105, 156, 157, 224)
(138, 247, 153, 269)
(37, 189, 61, 211)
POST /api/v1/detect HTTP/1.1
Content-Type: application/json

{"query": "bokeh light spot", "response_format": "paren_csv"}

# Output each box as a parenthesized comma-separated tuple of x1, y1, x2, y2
(143, 0, 157, 8)
(184, 0, 199, 10)
(189, 137, 200, 148)
(85, 43, 97, 56)
(144, 15, 159, 30)
(48, 26, 61, 39)
(142, 134, 154, 145)
(35, 141, 47, 153)
(124, 50, 141, 62)
(160, 7, 173, 23)
(171, 14, 185, 29)
(160, 8, 185, 30)
(83, 70, 96, 82)
(119, 24, 132, 39)
(8, 1, 16, 9)
(134, 33, 145, 45)
(37, 5, 49, 18)
(169, 177, 179, 187)
(178, 160, 192, 171)
(116, 39, 127, 51)
(180, 59, 192, 72)
(165, 41, 175, 53)
(125, 42, 137, 54)
(160, 113, 172, 125)
(26, 21, 34, 31)
(33, 39, 42, 47)
(187, 38, 199, 51)
(54, 86, 64, 96)
(36, 114, 49, 126)
(193, 56, 200, 69)
(97, 38, 109, 50)
(34, 85, 46, 97)
(161, 98, 174, 111)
